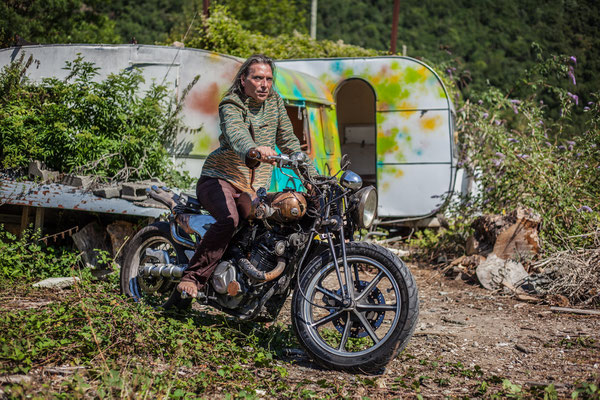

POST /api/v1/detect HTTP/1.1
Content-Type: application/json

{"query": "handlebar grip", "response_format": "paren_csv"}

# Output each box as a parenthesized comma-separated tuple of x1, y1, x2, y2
(247, 148, 261, 160)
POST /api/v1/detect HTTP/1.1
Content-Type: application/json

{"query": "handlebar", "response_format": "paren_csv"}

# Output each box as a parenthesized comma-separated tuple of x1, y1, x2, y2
(247, 149, 300, 168)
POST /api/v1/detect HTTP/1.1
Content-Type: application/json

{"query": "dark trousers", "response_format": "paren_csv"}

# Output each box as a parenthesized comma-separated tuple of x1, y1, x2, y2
(181, 176, 241, 290)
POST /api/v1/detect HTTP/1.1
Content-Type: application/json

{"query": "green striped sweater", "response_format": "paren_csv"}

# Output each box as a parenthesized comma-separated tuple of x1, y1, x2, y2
(201, 91, 302, 193)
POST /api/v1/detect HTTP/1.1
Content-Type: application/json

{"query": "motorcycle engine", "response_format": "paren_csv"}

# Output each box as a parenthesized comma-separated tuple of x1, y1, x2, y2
(250, 231, 286, 271)
(210, 231, 287, 309)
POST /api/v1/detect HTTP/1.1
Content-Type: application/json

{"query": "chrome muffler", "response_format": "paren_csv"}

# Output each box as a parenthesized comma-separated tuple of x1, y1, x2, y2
(141, 263, 187, 279)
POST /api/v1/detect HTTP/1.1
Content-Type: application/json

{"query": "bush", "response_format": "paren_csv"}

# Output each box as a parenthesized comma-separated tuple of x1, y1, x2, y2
(455, 53, 599, 253)
(0, 227, 83, 283)
(176, 5, 380, 59)
(0, 53, 194, 188)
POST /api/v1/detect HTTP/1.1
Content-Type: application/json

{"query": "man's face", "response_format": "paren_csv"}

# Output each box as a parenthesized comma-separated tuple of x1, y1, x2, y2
(241, 63, 273, 102)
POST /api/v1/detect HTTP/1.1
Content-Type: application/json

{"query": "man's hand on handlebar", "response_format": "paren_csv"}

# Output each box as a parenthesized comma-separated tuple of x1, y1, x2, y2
(249, 146, 277, 165)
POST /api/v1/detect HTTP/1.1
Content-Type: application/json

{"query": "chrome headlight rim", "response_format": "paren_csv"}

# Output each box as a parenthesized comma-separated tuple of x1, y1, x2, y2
(352, 186, 377, 229)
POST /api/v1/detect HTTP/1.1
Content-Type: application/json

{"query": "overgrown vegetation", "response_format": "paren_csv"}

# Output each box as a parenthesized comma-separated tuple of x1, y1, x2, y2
(0, 53, 194, 187)
(0, 227, 85, 283)
(1, 227, 598, 398)
(410, 50, 599, 265)
(173, 5, 379, 59)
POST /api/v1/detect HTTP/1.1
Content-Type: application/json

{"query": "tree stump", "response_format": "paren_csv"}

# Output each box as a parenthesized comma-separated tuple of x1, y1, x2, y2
(468, 207, 541, 261)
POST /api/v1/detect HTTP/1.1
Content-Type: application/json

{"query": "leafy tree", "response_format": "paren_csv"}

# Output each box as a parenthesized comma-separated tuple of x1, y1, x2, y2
(0, 0, 120, 47)
(94, 0, 186, 44)
(213, 0, 308, 37)
(178, 5, 379, 59)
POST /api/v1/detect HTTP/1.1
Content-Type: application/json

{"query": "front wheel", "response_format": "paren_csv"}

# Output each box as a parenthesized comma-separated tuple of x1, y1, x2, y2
(120, 222, 191, 309)
(292, 242, 419, 373)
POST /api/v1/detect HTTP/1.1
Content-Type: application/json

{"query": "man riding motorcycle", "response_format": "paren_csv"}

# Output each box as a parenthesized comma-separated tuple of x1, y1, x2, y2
(177, 54, 315, 298)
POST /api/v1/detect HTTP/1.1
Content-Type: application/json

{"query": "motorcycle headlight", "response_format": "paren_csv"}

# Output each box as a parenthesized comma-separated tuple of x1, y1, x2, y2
(351, 186, 377, 229)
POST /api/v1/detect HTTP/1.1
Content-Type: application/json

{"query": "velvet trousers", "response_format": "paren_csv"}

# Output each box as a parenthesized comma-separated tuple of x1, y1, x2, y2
(180, 176, 241, 290)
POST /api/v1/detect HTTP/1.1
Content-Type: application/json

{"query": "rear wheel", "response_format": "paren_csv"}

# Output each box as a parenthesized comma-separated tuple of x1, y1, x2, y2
(120, 222, 191, 309)
(292, 242, 419, 373)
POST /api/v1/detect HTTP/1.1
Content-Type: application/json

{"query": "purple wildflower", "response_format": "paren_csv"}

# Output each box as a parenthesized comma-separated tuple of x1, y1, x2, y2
(578, 206, 593, 213)
(508, 138, 519, 143)
(576, 153, 582, 157)
(509, 99, 521, 104)
(478, 100, 483, 105)
(584, 106, 590, 111)
(558, 145, 567, 151)
(570, 56, 577, 64)
(495, 152, 505, 158)
(492, 159, 502, 167)
(588, 102, 594, 106)
(568, 66, 576, 85)
(512, 105, 519, 114)
(482, 112, 489, 118)
(537, 120, 544, 126)
(567, 92, 579, 105)
(545, 141, 552, 147)
(540, 100, 544, 105)
(517, 154, 530, 159)
(494, 120, 502, 126)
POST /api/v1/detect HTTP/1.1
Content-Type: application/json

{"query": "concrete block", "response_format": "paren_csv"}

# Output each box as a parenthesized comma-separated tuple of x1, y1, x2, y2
(28, 160, 59, 182)
(93, 185, 122, 199)
(121, 182, 149, 201)
(33, 277, 80, 290)
(62, 174, 93, 188)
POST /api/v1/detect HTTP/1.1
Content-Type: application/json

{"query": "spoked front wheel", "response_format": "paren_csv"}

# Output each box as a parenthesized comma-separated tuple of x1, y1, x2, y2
(292, 242, 419, 373)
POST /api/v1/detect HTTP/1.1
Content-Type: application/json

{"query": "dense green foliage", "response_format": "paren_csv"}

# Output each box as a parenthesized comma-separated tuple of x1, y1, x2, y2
(0, 279, 294, 397)
(0, 0, 120, 46)
(410, 53, 599, 259)
(0, 227, 85, 282)
(313, 1, 598, 99)
(211, 0, 308, 37)
(94, 0, 186, 44)
(179, 5, 379, 59)
(458, 53, 599, 252)
(3, 1, 597, 126)
(0, 54, 193, 187)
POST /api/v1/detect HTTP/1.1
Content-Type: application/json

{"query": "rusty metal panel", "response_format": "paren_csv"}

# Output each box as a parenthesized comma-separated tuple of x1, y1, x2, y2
(0, 179, 166, 218)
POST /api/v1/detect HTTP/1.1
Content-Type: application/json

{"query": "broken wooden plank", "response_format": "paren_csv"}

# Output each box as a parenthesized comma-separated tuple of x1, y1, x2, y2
(34, 207, 45, 231)
(20, 205, 30, 234)
(550, 307, 600, 316)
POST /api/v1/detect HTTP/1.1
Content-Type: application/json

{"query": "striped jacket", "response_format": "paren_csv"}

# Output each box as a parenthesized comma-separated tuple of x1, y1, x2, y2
(201, 91, 302, 193)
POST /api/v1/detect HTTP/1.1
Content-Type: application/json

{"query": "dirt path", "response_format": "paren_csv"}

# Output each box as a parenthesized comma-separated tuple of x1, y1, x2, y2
(277, 265, 600, 398)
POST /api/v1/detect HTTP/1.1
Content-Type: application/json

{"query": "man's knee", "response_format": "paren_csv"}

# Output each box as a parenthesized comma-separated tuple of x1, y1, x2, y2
(216, 214, 239, 234)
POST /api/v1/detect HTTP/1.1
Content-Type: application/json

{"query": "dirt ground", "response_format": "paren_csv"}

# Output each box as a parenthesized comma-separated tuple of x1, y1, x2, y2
(275, 265, 600, 399)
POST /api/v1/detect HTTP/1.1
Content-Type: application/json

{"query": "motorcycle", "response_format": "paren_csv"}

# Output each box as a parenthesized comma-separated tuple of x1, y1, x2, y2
(120, 151, 419, 373)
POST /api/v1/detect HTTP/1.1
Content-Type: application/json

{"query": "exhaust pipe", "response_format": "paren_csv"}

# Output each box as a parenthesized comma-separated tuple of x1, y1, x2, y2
(238, 256, 286, 282)
(141, 263, 187, 279)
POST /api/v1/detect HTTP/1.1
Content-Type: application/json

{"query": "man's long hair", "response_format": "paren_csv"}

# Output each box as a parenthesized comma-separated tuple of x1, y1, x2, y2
(225, 54, 276, 98)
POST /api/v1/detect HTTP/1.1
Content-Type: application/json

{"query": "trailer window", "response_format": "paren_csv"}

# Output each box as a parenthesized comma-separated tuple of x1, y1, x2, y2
(285, 106, 310, 152)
